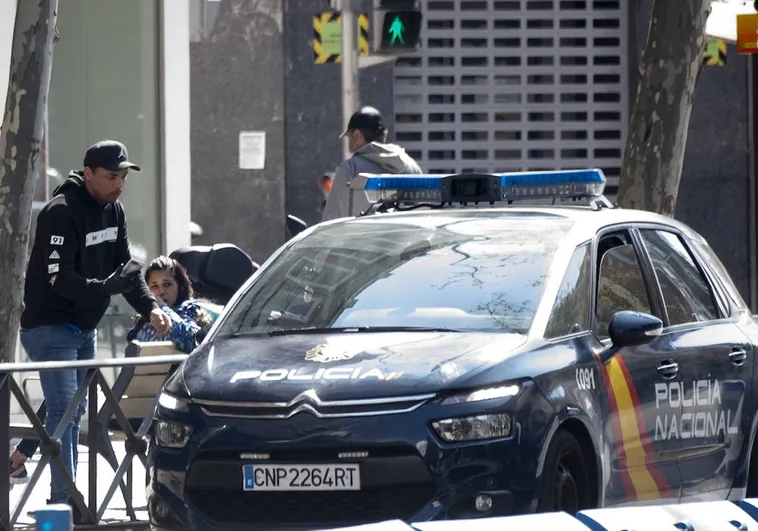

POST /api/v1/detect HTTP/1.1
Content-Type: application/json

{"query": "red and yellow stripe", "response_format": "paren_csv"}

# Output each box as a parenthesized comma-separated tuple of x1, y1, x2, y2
(595, 353, 671, 501)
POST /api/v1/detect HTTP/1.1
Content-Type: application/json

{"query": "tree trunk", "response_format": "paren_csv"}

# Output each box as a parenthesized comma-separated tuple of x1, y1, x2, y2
(0, 0, 59, 363)
(616, 0, 710, 215)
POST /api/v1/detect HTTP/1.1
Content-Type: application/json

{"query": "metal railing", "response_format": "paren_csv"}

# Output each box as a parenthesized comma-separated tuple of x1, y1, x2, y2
(0, 351, 188, 530)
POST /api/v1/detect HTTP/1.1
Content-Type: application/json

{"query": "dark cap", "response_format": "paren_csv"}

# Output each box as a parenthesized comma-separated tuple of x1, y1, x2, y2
(83, 140, 141, 172)
(339, 106, 386, 139)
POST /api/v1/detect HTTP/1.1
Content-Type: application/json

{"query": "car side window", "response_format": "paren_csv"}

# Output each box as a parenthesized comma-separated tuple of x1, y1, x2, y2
(545, 243, 591, 339)
(638, 229, 719, 326)
(690, 238, 747, 312)
(596, 243, 654, 340)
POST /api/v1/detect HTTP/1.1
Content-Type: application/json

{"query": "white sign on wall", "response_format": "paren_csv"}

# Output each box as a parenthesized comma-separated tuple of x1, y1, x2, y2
(239, 131, 266, 170)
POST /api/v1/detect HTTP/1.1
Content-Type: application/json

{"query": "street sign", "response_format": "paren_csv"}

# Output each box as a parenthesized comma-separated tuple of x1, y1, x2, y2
(704, 38, 727, 66)
(312, 11, 369, 64)
(737, 13, 758, 54)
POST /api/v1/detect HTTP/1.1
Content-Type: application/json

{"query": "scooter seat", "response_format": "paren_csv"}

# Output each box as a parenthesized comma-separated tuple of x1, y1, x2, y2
(169, 243, 257, 305)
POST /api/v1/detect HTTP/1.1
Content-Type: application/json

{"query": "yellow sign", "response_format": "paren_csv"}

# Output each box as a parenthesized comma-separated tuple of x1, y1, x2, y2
(737, 13, 758, 54)
(313, 11, 370, 64)
(704, 38, 727, 66)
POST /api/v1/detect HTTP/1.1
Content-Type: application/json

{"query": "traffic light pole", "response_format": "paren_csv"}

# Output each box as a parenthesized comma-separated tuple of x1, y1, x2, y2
(340, 0, 359, 159)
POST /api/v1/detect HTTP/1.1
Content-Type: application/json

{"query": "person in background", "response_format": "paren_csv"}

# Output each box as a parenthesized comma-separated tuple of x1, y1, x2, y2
(13, 140, 172, 520)
(321, 106, 423, 222)
(127, 256, 223, 352)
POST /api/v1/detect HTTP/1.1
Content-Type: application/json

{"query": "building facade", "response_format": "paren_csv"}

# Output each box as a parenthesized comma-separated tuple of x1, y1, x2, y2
(1, 0, 193, 371)
(187, 0, 756, 311)
(393, 0, 630, 191)
(188, 0, 395, 264)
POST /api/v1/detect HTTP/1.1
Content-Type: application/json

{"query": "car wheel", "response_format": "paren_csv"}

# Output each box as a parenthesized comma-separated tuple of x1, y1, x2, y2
(537, 429, 592, 514)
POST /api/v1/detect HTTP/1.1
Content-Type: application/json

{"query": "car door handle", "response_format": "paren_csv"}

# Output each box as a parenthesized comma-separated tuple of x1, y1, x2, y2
(657, 361, 679, 379)
(730, 348, 748, 366)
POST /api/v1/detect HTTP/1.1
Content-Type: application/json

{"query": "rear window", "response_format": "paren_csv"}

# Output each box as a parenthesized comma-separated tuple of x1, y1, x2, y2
(216, 214, 573, 336)
(689, 237, 748, 311)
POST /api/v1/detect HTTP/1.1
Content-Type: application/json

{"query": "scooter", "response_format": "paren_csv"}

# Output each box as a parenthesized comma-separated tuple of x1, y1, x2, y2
(173, 215, 309, 306)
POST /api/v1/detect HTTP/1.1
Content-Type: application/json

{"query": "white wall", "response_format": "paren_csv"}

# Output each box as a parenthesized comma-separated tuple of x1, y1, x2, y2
(160, 0, 192, 253)
(0, 0, 18, 114)
(1, 0, 192, 256)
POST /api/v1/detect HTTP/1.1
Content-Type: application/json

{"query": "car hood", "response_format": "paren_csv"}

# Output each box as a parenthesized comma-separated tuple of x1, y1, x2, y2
(181, 331, 529, 402)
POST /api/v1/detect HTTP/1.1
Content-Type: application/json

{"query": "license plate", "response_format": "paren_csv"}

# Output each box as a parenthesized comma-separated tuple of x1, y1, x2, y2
(242, 463, 361, 491)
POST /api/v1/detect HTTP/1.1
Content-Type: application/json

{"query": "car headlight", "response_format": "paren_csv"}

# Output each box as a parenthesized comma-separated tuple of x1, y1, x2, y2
(439, 383, 521, 405)
(431, 414, 512, 443)
(158, 392, 190, 412)
(155, 420, 193, 448)
(162, 364, 189, 398)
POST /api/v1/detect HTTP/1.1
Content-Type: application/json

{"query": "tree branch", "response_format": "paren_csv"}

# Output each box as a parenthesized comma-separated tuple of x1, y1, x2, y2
(0, 0, 59, 362)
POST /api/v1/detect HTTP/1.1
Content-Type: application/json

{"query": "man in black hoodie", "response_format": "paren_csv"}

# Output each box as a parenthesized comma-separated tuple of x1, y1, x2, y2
(15, 140, 172, 514)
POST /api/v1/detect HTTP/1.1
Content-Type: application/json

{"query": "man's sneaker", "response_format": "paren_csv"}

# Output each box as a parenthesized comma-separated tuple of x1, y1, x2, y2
(9, 458, 28, 485)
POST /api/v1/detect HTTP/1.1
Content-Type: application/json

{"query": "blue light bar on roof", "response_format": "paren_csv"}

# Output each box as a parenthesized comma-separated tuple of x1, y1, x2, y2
(363, 174, 446, 203)
(359, 169, 607, 204)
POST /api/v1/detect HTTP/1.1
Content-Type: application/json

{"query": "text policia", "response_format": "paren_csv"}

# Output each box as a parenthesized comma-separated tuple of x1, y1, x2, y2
(654, 379, 738, 441)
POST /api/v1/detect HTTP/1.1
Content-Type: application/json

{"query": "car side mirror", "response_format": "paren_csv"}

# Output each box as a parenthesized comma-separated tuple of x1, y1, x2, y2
(608, 310, 663, 348)
(189, 220, 203, 239)
(286, 214, 308, 239)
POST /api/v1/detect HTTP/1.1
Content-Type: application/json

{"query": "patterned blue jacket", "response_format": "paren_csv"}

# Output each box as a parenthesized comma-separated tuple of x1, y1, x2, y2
(127, 299, 222, 353)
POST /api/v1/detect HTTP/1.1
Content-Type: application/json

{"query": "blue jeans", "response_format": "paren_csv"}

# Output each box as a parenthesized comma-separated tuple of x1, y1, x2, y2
(16, 401, 46, 458)
(20, 325, 96, 503)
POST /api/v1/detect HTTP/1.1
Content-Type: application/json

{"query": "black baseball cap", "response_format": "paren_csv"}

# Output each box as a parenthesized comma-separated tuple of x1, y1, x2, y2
(83, 140, 141, 172)
(339, 106, 386, 139)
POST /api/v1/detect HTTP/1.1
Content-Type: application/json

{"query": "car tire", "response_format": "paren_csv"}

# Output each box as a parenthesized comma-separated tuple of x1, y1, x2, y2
(537, 428, 592, 514)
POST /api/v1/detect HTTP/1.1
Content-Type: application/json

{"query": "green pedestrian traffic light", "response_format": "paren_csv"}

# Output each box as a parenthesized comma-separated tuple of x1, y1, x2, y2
(378, 10, 422, 53)
(388, 16, 405, 45)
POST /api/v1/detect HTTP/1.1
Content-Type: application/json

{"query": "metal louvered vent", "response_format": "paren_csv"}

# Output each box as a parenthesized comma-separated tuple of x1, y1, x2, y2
(393, 0, 629, 191)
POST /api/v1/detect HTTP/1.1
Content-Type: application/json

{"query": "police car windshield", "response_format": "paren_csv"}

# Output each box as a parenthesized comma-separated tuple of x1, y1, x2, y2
(218, 212, 573, 337)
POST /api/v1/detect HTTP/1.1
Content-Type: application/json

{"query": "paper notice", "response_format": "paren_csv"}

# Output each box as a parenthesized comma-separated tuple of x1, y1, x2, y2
(239, 131, 266, 170)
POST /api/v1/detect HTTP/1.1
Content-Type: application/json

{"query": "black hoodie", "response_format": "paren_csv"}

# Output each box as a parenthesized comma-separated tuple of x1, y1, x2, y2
(20, 172, 159, 331)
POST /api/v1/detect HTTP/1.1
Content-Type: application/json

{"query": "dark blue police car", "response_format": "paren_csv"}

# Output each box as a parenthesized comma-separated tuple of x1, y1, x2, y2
(146, 169, 758, 530)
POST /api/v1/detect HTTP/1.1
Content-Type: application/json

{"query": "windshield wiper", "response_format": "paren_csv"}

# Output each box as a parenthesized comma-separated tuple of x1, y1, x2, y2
(266, 326, 461, 336)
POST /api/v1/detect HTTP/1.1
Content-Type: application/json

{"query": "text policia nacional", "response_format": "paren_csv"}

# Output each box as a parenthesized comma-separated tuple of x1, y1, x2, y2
(655, 379, 738, 441)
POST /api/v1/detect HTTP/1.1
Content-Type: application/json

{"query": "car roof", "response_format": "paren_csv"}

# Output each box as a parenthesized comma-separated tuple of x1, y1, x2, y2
(319, 204, 705, 249)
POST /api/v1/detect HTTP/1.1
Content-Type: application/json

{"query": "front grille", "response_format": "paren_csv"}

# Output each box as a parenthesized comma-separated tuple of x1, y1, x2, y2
(187, 484, 436, 525)
(196, 445, 418, 462)
(193, 390, 435, 419)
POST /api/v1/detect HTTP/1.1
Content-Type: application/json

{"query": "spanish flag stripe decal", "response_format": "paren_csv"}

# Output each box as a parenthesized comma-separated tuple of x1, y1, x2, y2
(595, 354, 637, 499)
(606, 356, 660, 500)
(614, 356, 672, 497)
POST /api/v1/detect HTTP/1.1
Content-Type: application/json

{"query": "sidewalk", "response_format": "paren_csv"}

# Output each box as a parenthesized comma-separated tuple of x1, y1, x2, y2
(8, 435, 148, 530)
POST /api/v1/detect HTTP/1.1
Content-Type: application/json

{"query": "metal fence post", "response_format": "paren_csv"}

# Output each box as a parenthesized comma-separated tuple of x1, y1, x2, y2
(88, 373, 98, 515)
(0, 350, 187, 529)
(0, 374, 10, 531)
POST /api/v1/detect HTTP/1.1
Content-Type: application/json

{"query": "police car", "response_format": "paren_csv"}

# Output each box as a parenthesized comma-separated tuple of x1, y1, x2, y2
(147, 169, 758, 530)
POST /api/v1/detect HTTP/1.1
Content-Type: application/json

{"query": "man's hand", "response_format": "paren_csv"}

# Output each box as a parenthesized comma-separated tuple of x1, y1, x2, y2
(102, 264, 141, 296)
(150, 308, 173, 338)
